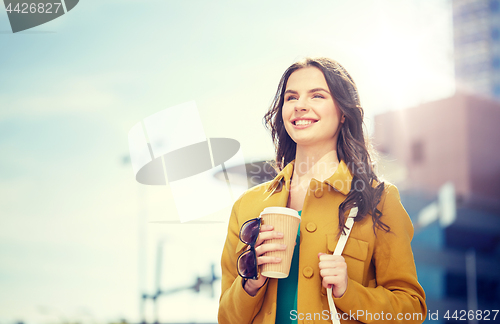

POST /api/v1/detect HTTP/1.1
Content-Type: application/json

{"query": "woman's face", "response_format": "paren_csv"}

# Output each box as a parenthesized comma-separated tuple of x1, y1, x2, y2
(282, 66, 343, 150)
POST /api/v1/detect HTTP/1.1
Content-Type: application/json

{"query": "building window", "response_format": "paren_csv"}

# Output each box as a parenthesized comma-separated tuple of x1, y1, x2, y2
(411, 140, 425, 164)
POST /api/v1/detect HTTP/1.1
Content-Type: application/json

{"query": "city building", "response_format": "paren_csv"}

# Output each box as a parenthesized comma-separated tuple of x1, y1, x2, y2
(453, 0, 500, 99)
(373, 92, 500, 321)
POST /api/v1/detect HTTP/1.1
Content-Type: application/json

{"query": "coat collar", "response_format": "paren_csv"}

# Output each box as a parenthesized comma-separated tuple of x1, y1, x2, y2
(265, 159, 353, 196)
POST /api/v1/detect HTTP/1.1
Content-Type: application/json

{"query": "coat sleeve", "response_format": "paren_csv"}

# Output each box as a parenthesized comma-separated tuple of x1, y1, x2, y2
(218, 194, 270, 324)
(333, 184, 427, 324)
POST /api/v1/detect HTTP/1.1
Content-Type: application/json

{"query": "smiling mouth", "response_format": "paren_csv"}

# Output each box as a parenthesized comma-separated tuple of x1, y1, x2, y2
(293, 120, 318, 126)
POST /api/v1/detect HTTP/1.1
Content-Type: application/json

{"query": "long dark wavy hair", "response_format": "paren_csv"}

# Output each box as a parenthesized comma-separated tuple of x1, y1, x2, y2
(263, 57, 389, 234)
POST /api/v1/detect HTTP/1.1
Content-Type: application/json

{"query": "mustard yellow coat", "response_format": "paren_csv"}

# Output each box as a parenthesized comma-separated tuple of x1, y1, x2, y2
(218, 160, 426, 323)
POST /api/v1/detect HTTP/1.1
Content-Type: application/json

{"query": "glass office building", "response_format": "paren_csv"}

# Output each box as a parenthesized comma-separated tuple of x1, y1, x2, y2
(453, 0, 500, 99)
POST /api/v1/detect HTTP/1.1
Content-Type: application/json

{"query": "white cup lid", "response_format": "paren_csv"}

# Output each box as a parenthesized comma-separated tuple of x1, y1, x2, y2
(260, 207, 301, 219)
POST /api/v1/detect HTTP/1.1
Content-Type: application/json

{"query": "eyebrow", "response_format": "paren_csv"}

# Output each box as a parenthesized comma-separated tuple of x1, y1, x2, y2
(284, 88, 331, 95)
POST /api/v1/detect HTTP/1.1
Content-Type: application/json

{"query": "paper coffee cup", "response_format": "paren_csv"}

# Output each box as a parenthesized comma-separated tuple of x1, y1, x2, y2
(260, 207, 301, 278)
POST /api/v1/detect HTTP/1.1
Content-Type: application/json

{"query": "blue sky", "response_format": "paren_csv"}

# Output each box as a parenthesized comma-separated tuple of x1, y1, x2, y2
(0, 0, 454, 323)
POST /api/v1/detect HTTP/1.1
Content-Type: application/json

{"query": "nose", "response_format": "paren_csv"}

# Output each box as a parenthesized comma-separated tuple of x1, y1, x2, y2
(294, 98, 309, 112)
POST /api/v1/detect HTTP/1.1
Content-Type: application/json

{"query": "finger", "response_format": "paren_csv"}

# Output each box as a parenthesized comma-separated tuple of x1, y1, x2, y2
(259, 224, 274, 232)
(257, 230, 282, 242)
(318, 260, 346, 269)
(318, 253, 335, 261)
(319, 256, 346, 265)
(322, 279, 336, 289)
(319, 260, 346, 270)
(255, 231, 283, 247)
(321, 278, 334, 289)
(318, 254, 345, 262)
(255, 243, 287, 257)
(319, 268, 343, 277)
(256, 255, 282, 266)
(318, 261, 336, 269)
(322, 276, 344, 288)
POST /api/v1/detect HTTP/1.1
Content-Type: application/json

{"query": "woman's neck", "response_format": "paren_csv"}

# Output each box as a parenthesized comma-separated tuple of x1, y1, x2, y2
(292, 146, 340, 185)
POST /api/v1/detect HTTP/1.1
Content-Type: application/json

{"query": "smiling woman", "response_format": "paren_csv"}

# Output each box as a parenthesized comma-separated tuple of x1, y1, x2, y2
(282, 67, 344, 156)
(218, 57, 426, 324)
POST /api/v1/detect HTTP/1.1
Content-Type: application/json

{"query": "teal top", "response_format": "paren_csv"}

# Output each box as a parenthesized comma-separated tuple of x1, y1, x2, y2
(275, 210, 301, 324)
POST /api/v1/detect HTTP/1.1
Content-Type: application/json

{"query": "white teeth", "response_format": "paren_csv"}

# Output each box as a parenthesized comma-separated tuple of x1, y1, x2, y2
(295, 120, 314, 126)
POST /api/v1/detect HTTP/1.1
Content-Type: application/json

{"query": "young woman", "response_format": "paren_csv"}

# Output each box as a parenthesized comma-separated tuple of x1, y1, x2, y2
(218, 57, 426, 323)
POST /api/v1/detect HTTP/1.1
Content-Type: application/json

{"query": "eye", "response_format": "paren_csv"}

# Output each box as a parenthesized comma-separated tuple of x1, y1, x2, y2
(313, 94, 325, 99)
(286, 95, 298, 101)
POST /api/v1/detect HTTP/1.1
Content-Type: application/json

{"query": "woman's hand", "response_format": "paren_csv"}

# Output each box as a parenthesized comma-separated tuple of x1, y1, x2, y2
(243, 224, 287, 296)
(318, 253, 348, 298)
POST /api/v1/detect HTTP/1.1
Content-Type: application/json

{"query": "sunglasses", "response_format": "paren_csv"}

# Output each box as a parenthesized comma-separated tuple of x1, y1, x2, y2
(237, 218, 262, 280)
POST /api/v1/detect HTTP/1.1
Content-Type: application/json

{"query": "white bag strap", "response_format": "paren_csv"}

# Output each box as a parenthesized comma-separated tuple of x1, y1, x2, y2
(327, 207, 358, 324)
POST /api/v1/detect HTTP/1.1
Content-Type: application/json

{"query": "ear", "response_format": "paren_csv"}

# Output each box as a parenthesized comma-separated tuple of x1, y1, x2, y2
(341, 115, 345, 123)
